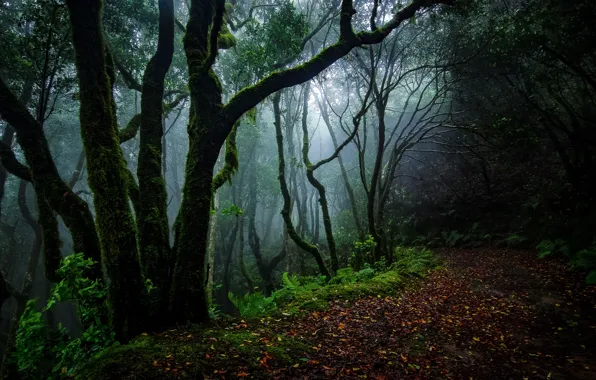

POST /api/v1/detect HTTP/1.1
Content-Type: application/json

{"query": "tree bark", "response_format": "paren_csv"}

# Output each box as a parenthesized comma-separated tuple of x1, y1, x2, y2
(66, 0, 145, 341)
(137, 0, 175, 327)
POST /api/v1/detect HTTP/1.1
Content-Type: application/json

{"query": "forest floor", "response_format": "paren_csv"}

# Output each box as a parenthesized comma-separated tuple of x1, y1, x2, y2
(84, 248, 596, 379)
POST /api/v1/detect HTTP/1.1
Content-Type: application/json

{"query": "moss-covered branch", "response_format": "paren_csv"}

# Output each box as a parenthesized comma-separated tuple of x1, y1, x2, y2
(118, 113, 142, 143)
(113, 55, 143, 92)
(204, 0, 225, 71)
(222, 0, 452, 129)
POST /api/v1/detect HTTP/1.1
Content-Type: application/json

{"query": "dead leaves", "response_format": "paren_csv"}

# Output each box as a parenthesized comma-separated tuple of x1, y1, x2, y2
(136, 248, 595, 379)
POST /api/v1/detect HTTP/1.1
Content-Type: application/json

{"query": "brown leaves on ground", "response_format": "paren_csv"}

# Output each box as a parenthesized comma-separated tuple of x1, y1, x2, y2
(143, 248, 596, 379)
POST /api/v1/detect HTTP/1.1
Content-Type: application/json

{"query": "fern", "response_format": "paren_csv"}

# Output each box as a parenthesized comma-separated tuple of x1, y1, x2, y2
(229, 292, 277, 319)
(281, 272, 300, 289)
(392, 246, 439, 277)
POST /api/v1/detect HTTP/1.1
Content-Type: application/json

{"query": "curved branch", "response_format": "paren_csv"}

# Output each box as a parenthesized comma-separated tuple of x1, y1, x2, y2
(0, 141, 32, 182)
(223, 0, 452, 129)
(203, 0, 225, 71)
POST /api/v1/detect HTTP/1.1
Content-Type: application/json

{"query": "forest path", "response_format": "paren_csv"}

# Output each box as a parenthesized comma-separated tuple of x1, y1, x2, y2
(269, 248, 596, 379)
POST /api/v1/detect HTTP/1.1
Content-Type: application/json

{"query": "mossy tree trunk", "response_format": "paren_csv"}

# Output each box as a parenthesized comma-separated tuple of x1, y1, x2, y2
(66, 0, 145, 341)
(137, 0, 175, 327)
(205, 192, 219, 305)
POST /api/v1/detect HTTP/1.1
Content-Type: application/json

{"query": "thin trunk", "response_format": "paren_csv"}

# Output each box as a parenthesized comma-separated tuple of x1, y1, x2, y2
(206, 192, 219, 305)
(368, 101, 387, 261)
(237, 215, 254, 292)
(301, 83, 339, 272)
(222, 215, 239, 313)
(314, 192, 320, 243)
(316, 93, 364, 238)
(0, 182, 43, 379)
(273, 92, 330, 278)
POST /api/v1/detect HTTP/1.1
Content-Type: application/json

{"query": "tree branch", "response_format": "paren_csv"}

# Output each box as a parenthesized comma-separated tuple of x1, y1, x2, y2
(203, 0, 225, 71)
(119, 113, 142, 142)
(228, 4, 278, 32)
(223, 0, 453, 129)
(0, 141, 32, 182)
(113, 56, 143, 92)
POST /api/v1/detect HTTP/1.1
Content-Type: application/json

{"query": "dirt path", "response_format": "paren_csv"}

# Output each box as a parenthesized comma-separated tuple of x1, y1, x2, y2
(269, 248, 596, 379)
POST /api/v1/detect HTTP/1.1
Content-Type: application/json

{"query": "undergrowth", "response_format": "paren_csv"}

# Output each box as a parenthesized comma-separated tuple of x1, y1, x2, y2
(231, 246, 439, 319)
(14, 254, 115, 379)
(77, 247, 439, 379)
(537, 239, 596, 284)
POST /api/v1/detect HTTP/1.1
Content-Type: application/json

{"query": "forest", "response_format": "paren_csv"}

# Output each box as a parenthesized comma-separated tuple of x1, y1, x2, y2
(0, 0, 595, 378)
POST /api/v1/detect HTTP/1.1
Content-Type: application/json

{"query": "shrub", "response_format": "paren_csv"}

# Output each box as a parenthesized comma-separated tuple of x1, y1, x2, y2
(14, 253, 115, 379)
(230, 248, 439, 319)
(350, 235, 377, 270)
(571, 245, 596, 285)
(536, 239, 570, 258)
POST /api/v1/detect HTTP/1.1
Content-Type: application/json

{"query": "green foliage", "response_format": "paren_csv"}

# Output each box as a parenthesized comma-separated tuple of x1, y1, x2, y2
(220, 0, 309, 85)
(14, 253, 115, 379)
(229, 292, 277, 319)
(536, 239, 569, 258)
(536, 239, 596, 283)
(437, 224, 492, 248)
(442, 230, 464, 247)
(220, 204, 244, 216)
(230, 248, 438, 319)
(573, 246, 596, 270)
(350, 235, 377, 270)
(13, 300, 50, 378)
(504, 234, 529, 248)
(571, 245, 596, 284)
(392, 247, 439, 277)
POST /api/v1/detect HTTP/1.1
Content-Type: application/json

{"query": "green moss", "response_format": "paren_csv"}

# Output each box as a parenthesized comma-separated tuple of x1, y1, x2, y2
(218, 24, 236, 49)
(273, 270, 406, 316)
(212, 120, 239, 191)
(77, 324, 312, 379)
